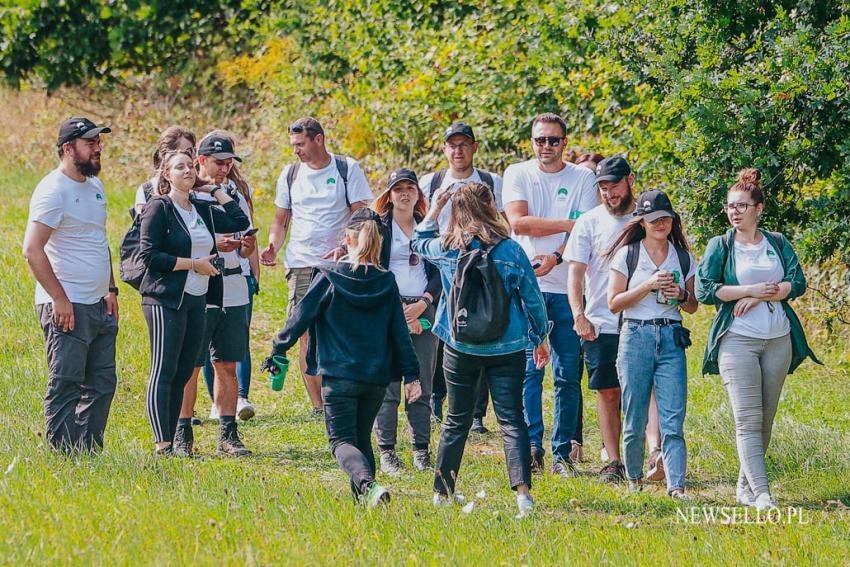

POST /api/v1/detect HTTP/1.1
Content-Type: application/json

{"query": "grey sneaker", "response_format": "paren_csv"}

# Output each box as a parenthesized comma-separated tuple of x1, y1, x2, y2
(364, 482, 391, 507)
(172, 424, 194, 457)
(628, 480, 643, 493)
(470, 418, 489, 434)
(736, 485, 756, 507)
(380, 448, 404, 476)
(310, 407, 325, 419)
(432, 493, 465, 507)
(516, 493, 534, 518)
(670, 489, 692, 503)
(599, 460, 625, 484)
(237, 397, 255, 421)
(552, 457, 578, 479)
(218, 422, 251, 457)
(412, 449, 432, 471)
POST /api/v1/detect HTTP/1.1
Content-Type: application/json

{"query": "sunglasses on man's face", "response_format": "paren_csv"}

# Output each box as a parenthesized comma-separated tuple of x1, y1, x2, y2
(533, 136, 564, 148)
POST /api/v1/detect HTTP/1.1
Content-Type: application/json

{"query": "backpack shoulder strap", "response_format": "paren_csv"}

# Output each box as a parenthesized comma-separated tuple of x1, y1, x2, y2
(334, 154, 351, 208)
(625, 240, 640, 288)
(674, 244, 691, 281)
(286, 162, 300, 209)
(476, 169, 495, 194)
(430, 169, 446, 197)
(142, 180, 154, 202)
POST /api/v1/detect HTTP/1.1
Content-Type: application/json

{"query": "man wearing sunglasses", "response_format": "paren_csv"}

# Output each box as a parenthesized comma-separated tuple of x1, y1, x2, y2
(23, 117, 119, 453)
(262, 117, 373, 416)
(502, 112, 600, 478)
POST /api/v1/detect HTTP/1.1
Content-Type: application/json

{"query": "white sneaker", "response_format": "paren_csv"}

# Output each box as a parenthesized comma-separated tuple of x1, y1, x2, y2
(208, 405, 219, 421)
(601, 446, 609, 463)
(736, 486, 756, 507)
(432, 493, 465, 507)
(237, 397, 255, 421)
(753, 493, 779, 511)
(516, 493, 534, 518)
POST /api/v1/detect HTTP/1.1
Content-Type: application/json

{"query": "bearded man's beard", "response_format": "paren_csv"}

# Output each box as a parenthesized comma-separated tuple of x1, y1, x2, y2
(75, 154, 101, 177)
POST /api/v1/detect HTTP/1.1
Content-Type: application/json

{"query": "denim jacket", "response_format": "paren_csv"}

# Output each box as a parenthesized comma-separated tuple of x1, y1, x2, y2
(411, 219, 550, 356)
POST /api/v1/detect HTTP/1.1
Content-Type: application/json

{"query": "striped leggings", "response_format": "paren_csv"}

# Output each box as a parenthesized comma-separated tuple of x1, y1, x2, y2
(143, 294, 207, 444)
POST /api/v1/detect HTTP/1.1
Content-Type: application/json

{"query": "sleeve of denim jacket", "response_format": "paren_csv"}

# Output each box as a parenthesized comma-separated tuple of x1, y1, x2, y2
(412, 219, 448, 267)
(777, 233, 807, 300)
(516, 250, 551, 346)
(695, 235, 726, 306)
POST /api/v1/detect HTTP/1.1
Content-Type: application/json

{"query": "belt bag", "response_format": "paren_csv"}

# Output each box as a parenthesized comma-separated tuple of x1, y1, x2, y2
(673, 326, 692, 349)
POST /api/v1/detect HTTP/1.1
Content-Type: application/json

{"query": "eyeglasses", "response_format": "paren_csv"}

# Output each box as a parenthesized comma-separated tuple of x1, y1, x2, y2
(722, 203, 756, 214)
(533, 136, 565, 148)
(445, 142, 473, 152)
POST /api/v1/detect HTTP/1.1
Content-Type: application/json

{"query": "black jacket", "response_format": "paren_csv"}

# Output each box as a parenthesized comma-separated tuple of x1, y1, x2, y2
(138, 194, 250, 309)
(269, 263, 419, 385)
(378, 211, 442, 302)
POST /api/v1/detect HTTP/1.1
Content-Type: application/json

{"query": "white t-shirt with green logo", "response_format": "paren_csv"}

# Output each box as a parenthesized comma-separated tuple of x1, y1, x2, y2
(728, 237, 790, 339)
(274, 154, 373, 268)
(502, 159, 599, 293)
(28, 168, 111, 305)
(174, 202, 215, 297)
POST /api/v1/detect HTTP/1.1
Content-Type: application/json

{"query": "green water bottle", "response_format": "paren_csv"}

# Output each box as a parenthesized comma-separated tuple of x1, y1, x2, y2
(656, 271, 681, 305)
(269, 355, 289, 391)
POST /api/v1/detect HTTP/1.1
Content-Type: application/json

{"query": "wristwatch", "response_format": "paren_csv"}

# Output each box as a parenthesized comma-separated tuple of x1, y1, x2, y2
(210, 184, 221, 197)
(680, 288, 690, 302)
(552, 251, 564, 265)
(421, 296, 433, 307)
(108, 287, 119, 296)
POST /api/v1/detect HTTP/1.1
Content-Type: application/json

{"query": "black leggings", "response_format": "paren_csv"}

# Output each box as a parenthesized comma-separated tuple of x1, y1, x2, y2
(143, 294, 206, 443)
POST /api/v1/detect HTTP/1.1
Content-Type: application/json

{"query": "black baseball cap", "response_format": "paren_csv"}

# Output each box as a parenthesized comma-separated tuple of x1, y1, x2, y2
(595, 156, 632, 184)
(386, 168, 418, 190)
(347, 207, 382, 230)
(444, 122, 475, 142)
(57, 117, 111, 147)
(633, 190, 676, 222)
(197, 135, 242, 162)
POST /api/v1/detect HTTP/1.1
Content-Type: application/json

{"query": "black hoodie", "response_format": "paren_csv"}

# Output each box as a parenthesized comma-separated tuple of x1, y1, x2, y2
(269, 263, 419, 385)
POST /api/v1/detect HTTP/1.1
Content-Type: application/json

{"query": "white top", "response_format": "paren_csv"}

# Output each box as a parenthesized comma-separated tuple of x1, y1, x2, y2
(419, 169, 504, 228)
(564, 204, 633, 334)
(274, 154, 373, 268)
(389, 220, 428, 297)
(728, 238, 790, 339)
(134, 175, 160, 207)
(28, 168, 111, 305)
(174, 202, 214, 297)
(610, 241, 696, 321)
(501, 159, 600, 293)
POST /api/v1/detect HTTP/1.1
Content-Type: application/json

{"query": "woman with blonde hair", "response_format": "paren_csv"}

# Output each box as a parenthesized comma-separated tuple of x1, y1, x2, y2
(412, 181, 550, 516)
(263, 208, 420, 506)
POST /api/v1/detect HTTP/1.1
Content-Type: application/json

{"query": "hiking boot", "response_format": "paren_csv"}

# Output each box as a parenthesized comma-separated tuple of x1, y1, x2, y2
(172, 424, 194, 457)
(310, 407, 325, 419)
(364, 482, 391, 507)
(155, 446, 174, 458)
(470, 418, 489, 434)
(530, 446, 545, 474)
(380, 448, 404, 476)
(552, 457, 578, 479)
(599, 460, 626, 484)
(569, 440, 585, 463)
(218, 422, 251, 457)
(237, 397, 255, 421)
(646, 449, 665, 481)
(412, 449, 432, 471)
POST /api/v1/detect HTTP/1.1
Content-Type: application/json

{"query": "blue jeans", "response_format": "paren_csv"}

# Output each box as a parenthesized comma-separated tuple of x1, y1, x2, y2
(617, 321, 688, 493)
(522, 292, 582, 462)
(204, 275, 256, 400)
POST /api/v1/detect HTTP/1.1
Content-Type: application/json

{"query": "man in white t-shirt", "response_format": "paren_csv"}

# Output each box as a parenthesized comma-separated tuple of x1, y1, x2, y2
(261, 117, 373, 415)
(22, 117, 119, 453)
(502, 112, 600, 477)
(418, 122, 503, 431)
(565, 156, 636, 484)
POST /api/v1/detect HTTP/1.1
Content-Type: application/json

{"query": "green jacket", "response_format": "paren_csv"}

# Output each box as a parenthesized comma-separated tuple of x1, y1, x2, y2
(695, 228, 821, 375)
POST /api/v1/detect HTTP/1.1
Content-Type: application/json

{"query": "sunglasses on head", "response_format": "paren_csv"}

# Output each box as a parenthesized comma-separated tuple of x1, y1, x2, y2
(533, 136, 564, 147)
(288, 123, 321, 136)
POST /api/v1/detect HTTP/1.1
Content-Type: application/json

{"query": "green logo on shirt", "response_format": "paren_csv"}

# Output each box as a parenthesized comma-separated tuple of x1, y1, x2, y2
(766, 249, 775, 257)
(327, 177, 337, 184)
(95, 193, 103, 201)
(569, 210, 582, 220)
(197, 218, 205, 227)
(557, 187, 568, 197)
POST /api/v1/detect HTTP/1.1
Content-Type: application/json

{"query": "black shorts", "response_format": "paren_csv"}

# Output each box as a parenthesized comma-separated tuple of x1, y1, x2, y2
(196, 305, 249, 365)
(582, 333, 620, 391)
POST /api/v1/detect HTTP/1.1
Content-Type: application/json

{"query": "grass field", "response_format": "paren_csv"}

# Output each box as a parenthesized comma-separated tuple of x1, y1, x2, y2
(0, 167, 848, 566)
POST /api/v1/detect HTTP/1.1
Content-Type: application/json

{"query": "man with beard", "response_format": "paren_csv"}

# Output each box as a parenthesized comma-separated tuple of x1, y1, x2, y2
(564, 156, 636, 483)
(22, 117, 119, 453)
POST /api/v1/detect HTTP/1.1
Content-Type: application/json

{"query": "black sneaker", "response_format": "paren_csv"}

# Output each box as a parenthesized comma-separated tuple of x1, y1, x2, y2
(173, 424, 194, 457)
(470, 418, 489, 434)
(530, 446, 545, 474)
(599, 460, 626, 484)
(552, 457, 578, 478)
(218, 422, 251, 457)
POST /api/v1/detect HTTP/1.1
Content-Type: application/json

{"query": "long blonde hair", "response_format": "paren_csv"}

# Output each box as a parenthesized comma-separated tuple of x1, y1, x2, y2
(342, 218, 385, 271)
(442, 181, 510, 249)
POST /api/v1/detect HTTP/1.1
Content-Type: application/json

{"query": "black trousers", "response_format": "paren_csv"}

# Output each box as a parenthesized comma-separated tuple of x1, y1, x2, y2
(434, 341, 490, 419)
(323, 377, 387, 497)
(143, 293, 206, 444)
(38, 300, 118, 451)
(434, 347, 531, 495)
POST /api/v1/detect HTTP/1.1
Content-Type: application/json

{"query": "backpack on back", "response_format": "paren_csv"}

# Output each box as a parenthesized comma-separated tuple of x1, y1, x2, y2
(447, 239, 509, 344)
(119, 180, 154, 291)
(286, 155, 351, 208)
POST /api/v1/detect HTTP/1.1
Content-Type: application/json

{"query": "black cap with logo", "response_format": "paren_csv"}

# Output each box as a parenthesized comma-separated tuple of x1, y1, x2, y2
(444, 122, 475, 142)
(386, 168, 418, 190)
(347, 207, 382, 230)
(633, 190, 676, 222)
(57, 117, 111, 147)
(594, 156, 632, 184)
(197, 135, 242, 162)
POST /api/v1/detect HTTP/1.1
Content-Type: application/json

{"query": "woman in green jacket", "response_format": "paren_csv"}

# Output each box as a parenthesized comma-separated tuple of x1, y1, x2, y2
(696, 168, 819, 512)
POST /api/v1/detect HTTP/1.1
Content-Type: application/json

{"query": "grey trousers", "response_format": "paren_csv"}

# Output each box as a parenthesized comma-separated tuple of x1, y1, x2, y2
(718, 331, 792, 498)
(37, 300, 118, 452)
(374, 327, 438, 449)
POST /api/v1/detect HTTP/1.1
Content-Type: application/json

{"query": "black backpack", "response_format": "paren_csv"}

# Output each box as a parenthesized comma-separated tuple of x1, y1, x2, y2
(429, 168, 494, 197)
(118, 181, 154, 291)
(286, 155, 351, 207)
(447, 239, 509, 344)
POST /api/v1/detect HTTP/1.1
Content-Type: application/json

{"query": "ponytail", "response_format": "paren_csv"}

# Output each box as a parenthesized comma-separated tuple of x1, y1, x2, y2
(342, 221, 385, 271)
